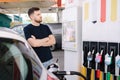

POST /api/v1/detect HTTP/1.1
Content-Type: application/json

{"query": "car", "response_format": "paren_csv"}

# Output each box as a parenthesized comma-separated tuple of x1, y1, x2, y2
(0, 27, 59, 80)
(11, 24, 28, 37)
(11, 23, 62, 51)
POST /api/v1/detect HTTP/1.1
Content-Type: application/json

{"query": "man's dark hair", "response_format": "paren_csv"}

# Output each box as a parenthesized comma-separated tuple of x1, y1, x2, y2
(28, 7, 40, 17)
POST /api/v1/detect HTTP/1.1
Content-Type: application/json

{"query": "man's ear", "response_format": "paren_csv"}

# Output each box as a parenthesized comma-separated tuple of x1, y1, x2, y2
(29, 14, 34, 20)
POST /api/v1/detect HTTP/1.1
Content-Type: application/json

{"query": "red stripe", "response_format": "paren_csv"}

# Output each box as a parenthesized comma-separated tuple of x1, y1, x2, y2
(97, 70, 100, 78)
(57, 0, 61, 7)
(100, 0, 106, 22)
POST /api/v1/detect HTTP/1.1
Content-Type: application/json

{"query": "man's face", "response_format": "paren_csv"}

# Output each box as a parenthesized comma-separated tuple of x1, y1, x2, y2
(30, 10, 42, 23)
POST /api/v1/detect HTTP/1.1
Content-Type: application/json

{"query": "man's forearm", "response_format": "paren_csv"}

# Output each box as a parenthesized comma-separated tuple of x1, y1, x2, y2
(41, 35, 56, 47)
(28, 37, 49, 47)
(37, 37, 49, 43)
(35, 37, 50, 47)
(41, 39, 56, 47)
(28, 35, 55, 47)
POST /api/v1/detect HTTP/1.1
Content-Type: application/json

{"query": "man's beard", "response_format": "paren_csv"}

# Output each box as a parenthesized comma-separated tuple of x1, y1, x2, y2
(35, 19, 42, 23)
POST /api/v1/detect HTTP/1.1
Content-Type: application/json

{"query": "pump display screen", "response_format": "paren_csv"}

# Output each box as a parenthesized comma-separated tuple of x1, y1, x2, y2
(63, 21, 76, 42)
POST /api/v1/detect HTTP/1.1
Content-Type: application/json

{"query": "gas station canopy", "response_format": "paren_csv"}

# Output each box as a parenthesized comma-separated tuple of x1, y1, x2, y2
(0, 0, 62, 14)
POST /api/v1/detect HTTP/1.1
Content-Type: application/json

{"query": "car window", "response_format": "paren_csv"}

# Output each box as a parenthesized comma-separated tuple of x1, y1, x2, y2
(12, 26, 23, 34)
(12, 24, 28, 37)
(16, 42, 43, 80)
(0, 38, 42, 80)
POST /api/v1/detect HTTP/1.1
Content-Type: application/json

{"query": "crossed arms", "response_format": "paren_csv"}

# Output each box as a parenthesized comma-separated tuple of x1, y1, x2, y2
(27, 35, 56, 47)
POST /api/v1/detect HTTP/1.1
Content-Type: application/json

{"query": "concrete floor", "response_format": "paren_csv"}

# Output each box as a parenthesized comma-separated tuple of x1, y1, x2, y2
(52, 50, 64, 70)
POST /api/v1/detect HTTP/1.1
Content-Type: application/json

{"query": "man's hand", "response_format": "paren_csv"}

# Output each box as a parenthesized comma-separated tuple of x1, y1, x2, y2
(31, 35, 36, 39)
(41, 34, 56, 47)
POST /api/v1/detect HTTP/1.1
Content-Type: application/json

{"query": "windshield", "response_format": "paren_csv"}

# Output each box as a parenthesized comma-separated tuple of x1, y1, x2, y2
(0, 38, 42, 80)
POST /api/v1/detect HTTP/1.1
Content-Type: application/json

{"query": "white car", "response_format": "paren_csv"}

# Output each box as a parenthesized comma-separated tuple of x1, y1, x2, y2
(0, 27, 59, 80)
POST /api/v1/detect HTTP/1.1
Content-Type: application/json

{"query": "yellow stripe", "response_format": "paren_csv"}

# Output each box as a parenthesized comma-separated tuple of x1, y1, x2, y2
(99, 71, 103, 80)
(80, 66, 87, 80)
(111, 0, 117, 21)
(110, 74, 113, 80)
(90, 69, 95, 80)
(84, 2, 89, 21)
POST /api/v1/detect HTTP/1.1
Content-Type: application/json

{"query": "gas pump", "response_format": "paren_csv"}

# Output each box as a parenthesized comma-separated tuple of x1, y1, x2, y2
(105, 51, 113, 80)
(115, 44, 120, 80)
(82, 41, 90, 80)
(117, 43, 120, 80)
(99, 42, 107, 80)
(115, 54, 120, 80)
(82, 0, 120, 80)
(87, 49, 95, 80)
(87, 50, 94, 68)
(87, 50, 93, 80)
(95, 50, 103, 80)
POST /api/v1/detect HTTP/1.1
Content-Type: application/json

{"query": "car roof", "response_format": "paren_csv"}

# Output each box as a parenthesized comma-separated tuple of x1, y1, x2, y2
(12, 24, 28, 28)
(0, 27, 28, 45)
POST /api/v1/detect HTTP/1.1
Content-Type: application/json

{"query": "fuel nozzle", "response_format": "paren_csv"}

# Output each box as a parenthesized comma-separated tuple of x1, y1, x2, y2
(87, 49, 94, 68)
(87, 50, 94, 61)
(115, 54, 120, 76)
(95, 50, 103, 63)
(116, 54, 120, 68)
(105, 51, 113, 65)
(47, 59, 60, 72)
(100, 50, 103, 55)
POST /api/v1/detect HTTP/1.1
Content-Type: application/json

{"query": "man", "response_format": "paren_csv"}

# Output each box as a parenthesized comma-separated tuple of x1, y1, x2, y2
(24, 7, 56, 68)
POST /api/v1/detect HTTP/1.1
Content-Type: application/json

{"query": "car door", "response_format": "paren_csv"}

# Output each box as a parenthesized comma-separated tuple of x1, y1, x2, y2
(0, 38, 59, 80)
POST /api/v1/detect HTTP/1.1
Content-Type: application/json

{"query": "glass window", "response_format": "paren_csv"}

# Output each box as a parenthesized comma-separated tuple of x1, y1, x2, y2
(0, 38, 42, 80)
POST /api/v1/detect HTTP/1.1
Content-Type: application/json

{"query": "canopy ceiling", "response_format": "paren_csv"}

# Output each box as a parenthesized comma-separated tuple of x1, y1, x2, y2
(0, 0, 61, 14)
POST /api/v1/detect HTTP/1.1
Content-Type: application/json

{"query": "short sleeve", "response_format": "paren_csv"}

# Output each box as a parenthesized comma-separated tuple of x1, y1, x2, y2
(23, 26, 32, 40)
(46, 25, 52, 35)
